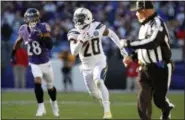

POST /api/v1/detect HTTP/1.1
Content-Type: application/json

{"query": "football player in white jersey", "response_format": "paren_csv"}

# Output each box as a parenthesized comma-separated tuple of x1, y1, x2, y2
(68, 8, 124, 119)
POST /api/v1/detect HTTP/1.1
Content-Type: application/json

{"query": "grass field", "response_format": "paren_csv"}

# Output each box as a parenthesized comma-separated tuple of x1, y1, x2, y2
(1, 91, 184, 119)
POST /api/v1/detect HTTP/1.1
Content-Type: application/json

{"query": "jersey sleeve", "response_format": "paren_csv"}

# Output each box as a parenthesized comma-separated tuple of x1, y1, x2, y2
(18, 24, 26, 38)
(43, 23, 51, 33)
(67, 29, 80, 41)
(42, 23, 51, 37)
(95, 22, 106, 35)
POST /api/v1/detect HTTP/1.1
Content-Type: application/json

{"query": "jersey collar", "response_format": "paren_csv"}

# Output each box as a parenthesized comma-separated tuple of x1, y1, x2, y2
(141, 12, 157, 25)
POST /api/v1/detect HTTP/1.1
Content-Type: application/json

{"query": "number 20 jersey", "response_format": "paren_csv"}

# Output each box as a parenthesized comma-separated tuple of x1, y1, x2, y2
(18, 23, 51, 64)
(68, 21, 107, 69)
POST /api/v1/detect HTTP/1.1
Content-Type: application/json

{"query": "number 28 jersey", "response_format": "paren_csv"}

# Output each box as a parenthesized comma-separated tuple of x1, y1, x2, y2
(68, 21, 107, 69)
(18, 23, 51, 64)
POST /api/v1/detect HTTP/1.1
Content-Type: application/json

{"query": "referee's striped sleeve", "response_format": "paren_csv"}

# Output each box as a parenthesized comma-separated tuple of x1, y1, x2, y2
(129, 17, 164, 49)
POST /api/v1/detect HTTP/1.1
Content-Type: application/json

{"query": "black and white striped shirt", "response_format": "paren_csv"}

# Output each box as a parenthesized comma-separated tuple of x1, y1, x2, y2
(129, 12, 171, 64)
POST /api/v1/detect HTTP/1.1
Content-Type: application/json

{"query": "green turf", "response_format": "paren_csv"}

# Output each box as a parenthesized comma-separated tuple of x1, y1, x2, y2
(1, 91, 184, 119)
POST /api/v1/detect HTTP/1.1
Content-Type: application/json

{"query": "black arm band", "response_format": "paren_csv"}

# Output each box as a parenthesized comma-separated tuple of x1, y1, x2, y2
(39, 37, 53, 50)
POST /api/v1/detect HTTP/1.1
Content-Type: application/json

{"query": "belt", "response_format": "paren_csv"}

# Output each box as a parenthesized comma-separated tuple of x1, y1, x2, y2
(138, 60, 170, 69)
(155, 61, 166, 68)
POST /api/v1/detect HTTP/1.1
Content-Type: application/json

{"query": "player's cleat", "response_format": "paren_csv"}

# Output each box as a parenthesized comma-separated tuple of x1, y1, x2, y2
(35, 103, 46, 116)
(103, 112, 112, 119)
(50, 100, 59, 117)
(160, 104, 175, 120)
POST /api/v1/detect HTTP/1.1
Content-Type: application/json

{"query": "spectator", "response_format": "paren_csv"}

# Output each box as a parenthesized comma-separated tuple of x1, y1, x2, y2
(176, 26, 185, 61)
(58, 50, 76, 92)
(1, 22, 13, 76)
(12, 45, 28, 88)
(125, 61, 139, 91)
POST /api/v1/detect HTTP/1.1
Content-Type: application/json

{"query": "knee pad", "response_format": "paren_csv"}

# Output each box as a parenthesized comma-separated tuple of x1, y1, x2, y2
(91, 90, 101, 100)
(95, 79, 104, 88)
(47, 82, 53, 89)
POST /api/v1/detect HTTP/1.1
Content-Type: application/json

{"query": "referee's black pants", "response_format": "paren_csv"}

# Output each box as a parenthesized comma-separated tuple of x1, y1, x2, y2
(137, 62, 173, 120)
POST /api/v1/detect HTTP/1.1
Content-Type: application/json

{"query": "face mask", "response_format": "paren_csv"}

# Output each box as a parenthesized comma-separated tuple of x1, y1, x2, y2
(29, 22, 37, 29)
(75, 24, 90, 32)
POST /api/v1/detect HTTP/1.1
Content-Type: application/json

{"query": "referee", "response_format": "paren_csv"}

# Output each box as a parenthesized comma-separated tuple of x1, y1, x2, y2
(121, 1, 175, 120)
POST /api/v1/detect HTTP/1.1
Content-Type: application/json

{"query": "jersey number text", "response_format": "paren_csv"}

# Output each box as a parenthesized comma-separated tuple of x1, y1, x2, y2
(27, 41, 42, 55)
(84, 38, 100, 57)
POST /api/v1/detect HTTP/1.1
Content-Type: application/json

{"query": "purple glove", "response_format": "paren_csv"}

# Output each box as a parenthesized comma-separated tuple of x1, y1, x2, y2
(28, 29, 41, 41)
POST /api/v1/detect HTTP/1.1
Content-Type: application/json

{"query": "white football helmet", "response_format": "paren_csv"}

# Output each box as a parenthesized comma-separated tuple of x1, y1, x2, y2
(73, 7, 93, 30)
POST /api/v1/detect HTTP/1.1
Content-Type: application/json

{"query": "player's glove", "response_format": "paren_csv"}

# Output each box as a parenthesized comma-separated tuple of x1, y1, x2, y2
(120, 39, 130, 48)
(77, 32, 92, 43)
(28, 29, 42, 41)
(120, 39, 134, 56)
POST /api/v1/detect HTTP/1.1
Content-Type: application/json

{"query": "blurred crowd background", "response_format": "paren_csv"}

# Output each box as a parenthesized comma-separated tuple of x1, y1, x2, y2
(1, 1, 184, 90)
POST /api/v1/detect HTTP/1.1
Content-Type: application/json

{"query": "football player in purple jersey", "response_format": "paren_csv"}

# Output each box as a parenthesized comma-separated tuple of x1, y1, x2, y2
(11, 8, 59, 117)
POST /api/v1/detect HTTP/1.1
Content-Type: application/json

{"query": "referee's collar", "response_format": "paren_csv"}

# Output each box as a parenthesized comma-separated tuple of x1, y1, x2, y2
(141, 12, 157, 25)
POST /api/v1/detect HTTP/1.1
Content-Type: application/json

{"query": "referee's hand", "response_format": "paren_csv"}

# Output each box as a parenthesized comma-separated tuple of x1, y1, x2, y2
(122, 56, 132, 67)
(120, 39, 130, 49)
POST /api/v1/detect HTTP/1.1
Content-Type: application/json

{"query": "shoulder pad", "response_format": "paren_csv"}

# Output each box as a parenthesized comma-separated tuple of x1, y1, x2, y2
(67, 29, 80, 41)
(18, 24, 28, 34)
(68, 29, 80, 35)
(19, 24, 27, 31)
(40, 22, 51, 33)
(95, 22, 104, 30)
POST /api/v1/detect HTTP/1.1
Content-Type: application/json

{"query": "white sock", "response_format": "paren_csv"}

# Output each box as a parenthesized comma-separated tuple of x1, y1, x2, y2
(102, 101, 110, 113)
(98, 80, 111, 113)
(50, 99, 57, 103)
(38, 102, 44, 108)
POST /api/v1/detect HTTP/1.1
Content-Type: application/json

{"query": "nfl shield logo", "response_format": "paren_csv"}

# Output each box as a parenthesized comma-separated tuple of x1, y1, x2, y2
(94, 31, 99, 36)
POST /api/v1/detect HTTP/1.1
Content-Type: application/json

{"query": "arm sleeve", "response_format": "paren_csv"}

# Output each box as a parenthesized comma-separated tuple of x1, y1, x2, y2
(18, 25, 25, 38)
(129, 19, 164, 49)
(67, 29, 82, 56)
(107, 28, 121, 48)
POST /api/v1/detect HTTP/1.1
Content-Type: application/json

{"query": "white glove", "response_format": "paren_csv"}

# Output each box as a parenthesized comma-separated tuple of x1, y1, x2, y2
(77, 32, 92, 43)
(120, 39, 129, 49)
